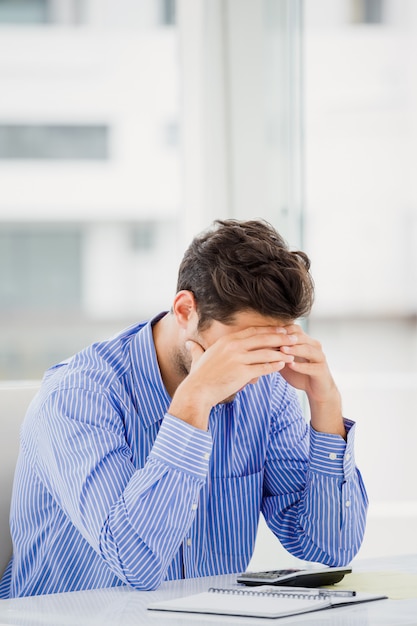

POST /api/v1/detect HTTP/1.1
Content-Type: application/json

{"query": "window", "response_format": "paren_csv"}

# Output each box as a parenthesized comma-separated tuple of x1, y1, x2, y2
(0, 0, 85, 25)
(164, 121, 180, 147)
(351, 0, 384, 24)
(160, 0, 176, 26)
(129, 222, 157, 252)
(0, 225, 82, 313)
(0, 125, 109, 160)
(0, 0, 48, 23)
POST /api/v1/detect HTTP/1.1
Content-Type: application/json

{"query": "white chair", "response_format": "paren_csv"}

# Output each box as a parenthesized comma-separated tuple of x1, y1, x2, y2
(0, 382, 40, 577)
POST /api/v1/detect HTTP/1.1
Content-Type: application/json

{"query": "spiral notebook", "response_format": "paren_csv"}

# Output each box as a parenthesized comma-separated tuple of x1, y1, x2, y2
(148, 585, 387, 619)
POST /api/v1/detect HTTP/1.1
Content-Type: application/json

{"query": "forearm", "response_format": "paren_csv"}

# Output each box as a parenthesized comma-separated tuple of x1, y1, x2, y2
(97, 415, 211, 589)
(274, 472, 368, 566)
(168, 380, 212, 431)
(308, 387, 347, 440)
(263, 421, 368, 565)
(100, 463, 203, 589)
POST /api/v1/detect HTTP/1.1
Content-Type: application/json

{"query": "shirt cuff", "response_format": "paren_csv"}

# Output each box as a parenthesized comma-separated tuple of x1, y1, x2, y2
(149, 413, 213, 480)
(309, 418, 356, 479)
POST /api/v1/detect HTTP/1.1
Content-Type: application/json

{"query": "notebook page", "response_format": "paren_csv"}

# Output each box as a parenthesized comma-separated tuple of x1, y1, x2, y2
(148, 590, 331, 619)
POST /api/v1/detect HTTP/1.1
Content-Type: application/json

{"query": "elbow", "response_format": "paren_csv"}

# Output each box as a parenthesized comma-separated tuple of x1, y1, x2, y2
(282, 527, 366, 568)
(315, 530, 367, 567)
(128, 576, 163, 592)
(99, 519, 168, 591)
(123, 554, 167, 591)
(321, 549, 356, 568)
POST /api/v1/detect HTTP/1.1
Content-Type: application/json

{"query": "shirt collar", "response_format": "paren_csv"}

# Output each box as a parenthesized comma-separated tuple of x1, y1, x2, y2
(130, 312, 172, 428)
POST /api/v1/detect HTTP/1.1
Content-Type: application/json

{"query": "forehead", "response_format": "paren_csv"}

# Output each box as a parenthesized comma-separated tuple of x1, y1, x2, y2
(201, 310, 291, 338)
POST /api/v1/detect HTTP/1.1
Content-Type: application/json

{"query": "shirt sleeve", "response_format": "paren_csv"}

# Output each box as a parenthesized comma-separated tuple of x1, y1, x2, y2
(102, 414, 213, 589)
(261, 384, 368, 566)
(36, 389, 212, 590)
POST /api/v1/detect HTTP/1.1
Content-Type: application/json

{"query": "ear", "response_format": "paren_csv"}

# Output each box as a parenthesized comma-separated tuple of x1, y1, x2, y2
(172, 290, 198, 330)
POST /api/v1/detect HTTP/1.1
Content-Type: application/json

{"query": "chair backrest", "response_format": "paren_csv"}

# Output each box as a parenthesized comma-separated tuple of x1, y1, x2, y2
(0, 382, 40, 577)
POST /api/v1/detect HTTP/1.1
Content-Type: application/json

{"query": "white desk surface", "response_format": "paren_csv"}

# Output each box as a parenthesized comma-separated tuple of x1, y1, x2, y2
(0, 554, 416, 626)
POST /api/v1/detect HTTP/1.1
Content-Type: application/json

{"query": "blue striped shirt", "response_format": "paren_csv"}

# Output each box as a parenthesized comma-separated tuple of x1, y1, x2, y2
(0, 315, 368, 598)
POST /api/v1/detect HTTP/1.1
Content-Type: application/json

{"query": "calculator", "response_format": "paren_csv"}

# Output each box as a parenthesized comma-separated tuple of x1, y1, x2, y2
(237, 566, 352, 587)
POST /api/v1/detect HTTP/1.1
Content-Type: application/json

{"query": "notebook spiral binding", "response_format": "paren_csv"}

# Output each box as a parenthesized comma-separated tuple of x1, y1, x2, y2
(208, 587, 323, 600)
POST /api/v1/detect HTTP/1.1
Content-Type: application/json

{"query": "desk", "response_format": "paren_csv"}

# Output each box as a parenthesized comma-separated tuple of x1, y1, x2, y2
(0, 555, 416, 625)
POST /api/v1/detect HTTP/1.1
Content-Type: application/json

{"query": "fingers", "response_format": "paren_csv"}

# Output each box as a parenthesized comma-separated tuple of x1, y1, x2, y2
(280, 329, 331, 390)
(217, 329, 297, 371)
(285, 360, 324, 376)
(190, 324, 323, 370)
(223, 326, 298, 353)
(185, 339, 204, 359)
(185, 328, 295, 390)
(281, 341, 323, 363)
(279, 325, 324, 364)
(242, 347, 294, 366)
(185, 325, 327, 398)
(188, 332, 296, 373)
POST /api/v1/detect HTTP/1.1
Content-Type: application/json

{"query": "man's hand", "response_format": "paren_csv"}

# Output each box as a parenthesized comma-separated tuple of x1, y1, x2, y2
(279, 324, 346, 438)
(168, 326, 296, 430)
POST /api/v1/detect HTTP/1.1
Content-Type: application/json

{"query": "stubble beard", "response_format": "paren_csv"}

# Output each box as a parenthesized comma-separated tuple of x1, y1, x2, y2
(172, 344, 192, 380)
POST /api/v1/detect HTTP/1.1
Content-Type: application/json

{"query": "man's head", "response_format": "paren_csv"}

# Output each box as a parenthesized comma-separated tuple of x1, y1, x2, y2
(176, 219, 314, 331)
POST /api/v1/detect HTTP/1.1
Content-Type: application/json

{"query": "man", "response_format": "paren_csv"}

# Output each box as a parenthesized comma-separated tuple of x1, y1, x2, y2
(0, 219, 368, 598)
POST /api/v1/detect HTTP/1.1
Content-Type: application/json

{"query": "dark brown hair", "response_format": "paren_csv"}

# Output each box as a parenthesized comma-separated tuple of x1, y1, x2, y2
(176, 219, 314, 329)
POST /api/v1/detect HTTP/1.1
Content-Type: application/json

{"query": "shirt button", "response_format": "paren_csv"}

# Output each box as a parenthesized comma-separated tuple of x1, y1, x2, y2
(329, 452, 337, 460)
(186, 538, 192, 546)
(191, 503, 197, 511)
(346, 453, 351, 460)
(345, 500, 351, 508)
(203, 452, 210, 460)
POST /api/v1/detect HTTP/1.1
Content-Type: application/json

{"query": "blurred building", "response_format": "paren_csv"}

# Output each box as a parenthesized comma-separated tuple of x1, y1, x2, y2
(0, 0, 182, 377)
(0, 0, 303, 379)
